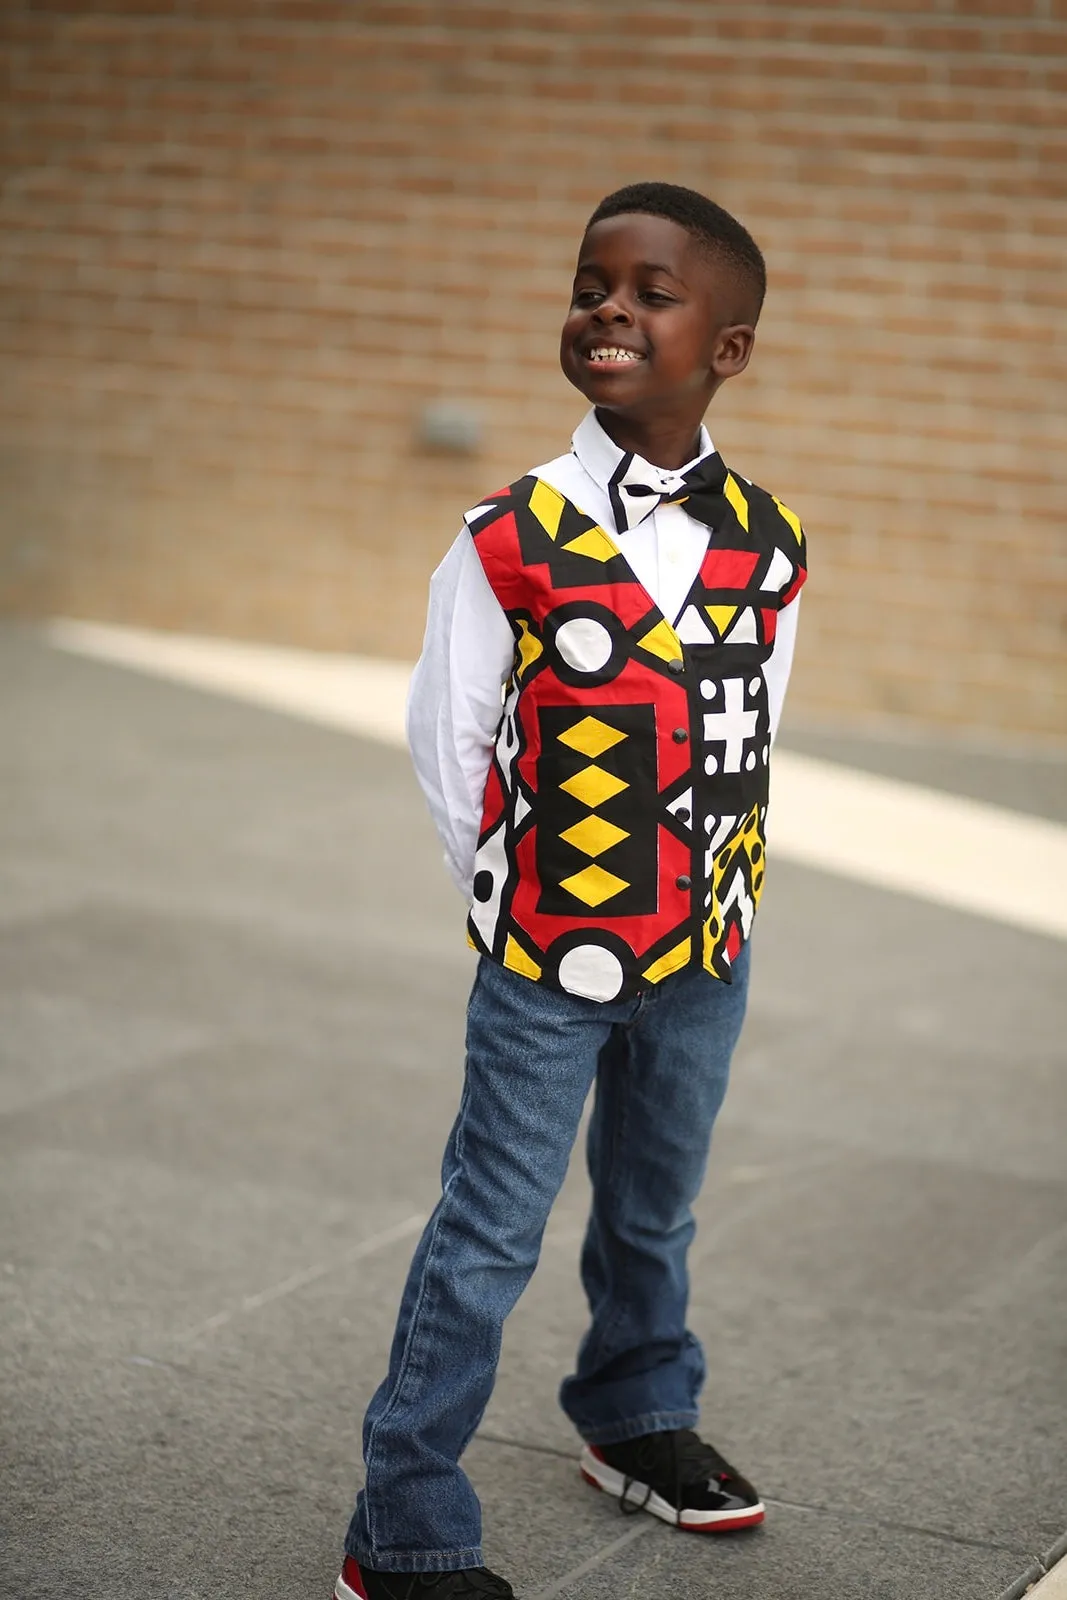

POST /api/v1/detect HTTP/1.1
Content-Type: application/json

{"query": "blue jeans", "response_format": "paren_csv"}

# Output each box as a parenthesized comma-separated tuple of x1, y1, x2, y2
(346, 944, 751, 1573)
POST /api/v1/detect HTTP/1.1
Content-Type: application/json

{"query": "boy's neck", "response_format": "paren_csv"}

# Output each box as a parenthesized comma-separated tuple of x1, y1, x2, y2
(594, 407, 708, 472)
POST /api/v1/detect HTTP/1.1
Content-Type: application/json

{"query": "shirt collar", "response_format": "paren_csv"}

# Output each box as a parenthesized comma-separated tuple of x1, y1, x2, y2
(566, 412, 716, 505)
(570, 409, 716, 536)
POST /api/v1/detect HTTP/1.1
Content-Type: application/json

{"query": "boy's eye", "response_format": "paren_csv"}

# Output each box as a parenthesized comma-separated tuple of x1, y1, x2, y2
(641, 290, 674, 304)
(573, 288, 604, 307)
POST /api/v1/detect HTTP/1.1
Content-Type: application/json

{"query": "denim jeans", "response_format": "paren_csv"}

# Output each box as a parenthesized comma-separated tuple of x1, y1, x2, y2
(346, 943, 751, 1573)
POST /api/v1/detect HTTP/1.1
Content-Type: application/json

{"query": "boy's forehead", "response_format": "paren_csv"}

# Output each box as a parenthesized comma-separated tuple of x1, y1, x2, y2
(576, 211, 701, 273)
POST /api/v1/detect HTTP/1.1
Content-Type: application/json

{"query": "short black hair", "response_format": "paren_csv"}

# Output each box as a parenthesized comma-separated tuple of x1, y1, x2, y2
(586, 181, 766, 322)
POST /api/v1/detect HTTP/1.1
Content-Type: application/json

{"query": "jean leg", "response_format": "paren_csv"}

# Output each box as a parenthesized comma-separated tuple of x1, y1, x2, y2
(560, 944, 751, 1444)
(346, 959, 616, 1572)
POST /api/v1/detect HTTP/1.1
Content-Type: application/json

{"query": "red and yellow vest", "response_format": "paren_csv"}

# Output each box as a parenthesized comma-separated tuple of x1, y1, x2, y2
(464, 467, 807, 1002)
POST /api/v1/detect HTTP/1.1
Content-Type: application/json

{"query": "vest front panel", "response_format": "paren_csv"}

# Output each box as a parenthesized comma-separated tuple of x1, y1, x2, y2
(464, 469, 807, 1002)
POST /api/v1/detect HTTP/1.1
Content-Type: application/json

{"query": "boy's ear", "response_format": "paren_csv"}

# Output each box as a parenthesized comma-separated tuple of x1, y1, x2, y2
(712, 324, 756, 379)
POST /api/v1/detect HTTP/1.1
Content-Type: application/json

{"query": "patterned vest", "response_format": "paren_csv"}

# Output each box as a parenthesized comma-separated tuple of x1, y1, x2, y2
(464, 465, 807, 1002)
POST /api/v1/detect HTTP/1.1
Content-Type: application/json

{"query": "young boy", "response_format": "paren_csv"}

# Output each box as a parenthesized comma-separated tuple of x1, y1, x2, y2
(335, 182, 806, 1600)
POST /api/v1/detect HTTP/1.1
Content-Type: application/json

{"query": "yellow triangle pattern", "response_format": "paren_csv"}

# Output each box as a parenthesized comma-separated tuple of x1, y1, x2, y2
(706, 603, 738, 637)
(504, 933, 542, 981)
(636, 617, 683, 664)
(724, 473, 749, 531)
(558, 715, 626, 759)
(559, 863, 630, 907)
(561, 524, 619, 563)
(560, 814, 630, 858)
(642, 936, 691, 985)
(529, 478, 565, 539)
(772, 495, 803, 545)
(560, 765, 629, 808)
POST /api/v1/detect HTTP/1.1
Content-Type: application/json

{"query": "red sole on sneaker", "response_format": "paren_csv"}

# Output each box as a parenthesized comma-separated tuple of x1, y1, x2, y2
(335, 1563, 368, 1600)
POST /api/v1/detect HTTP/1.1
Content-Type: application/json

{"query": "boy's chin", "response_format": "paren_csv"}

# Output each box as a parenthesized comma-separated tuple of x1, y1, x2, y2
(563, 355, 646, 400)
(562, 365, 649, 409)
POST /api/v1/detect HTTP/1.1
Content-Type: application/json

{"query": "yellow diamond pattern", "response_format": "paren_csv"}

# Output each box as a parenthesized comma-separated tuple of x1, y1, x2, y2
(560, 765, 628, 808)
(529, 478, 565, 539)
(557, 715, 626, 759)
(559, 863, 630, 907)
(560, 814, 630, 858)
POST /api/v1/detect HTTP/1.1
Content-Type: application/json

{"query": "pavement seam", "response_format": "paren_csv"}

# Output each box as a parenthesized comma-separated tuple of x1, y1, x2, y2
(995, 1529, 1067, 1600)
(475, 1431, 1036, 1563)
(525, 1522, 655, 1600)
(170, 1211, 427, 1346)
(761, 1494, 1032, 1558)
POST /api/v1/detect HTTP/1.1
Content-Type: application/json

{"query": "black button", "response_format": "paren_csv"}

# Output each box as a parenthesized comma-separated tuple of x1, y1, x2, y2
(667, 658, 685, 675)
(672, 727, 688, 744)
(675, 807, 691, 823)
(676, 874, 691, 890)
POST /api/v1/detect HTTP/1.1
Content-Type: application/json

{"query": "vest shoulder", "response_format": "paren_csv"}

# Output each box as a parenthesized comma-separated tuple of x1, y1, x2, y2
(726, 469, 806, 550)
(462, 455, 575, 532)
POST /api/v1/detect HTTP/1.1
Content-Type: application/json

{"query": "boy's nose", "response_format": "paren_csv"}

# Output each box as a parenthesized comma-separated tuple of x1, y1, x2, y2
(591, 297, 633, 324)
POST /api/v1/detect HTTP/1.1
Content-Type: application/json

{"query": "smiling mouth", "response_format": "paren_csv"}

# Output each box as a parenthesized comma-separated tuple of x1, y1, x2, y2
(584, 346, 646, 364)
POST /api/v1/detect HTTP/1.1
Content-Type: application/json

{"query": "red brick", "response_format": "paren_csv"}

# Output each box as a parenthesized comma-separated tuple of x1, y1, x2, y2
(0, 0, 1063, 744)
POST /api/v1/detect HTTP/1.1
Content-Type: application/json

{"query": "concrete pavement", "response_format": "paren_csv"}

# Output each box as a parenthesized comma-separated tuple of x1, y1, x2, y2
(1, 623, 1065, 1599)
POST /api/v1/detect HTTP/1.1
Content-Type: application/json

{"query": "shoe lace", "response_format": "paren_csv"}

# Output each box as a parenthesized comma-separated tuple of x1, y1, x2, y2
(670, 1428, 736, 1487)
(617, 1428, 737, 1529)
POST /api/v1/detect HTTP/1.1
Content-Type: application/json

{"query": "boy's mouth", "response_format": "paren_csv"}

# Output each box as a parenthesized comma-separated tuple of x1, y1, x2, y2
(583, 345, 646, 364)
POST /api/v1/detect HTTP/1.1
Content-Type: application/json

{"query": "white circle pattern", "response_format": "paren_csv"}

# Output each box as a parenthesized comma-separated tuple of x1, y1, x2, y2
(554, 617, 613, 673)
(558, 944, 624, 1001)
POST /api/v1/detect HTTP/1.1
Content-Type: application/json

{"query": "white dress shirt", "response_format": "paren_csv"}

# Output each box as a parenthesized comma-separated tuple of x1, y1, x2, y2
(407, 410, 801, 899)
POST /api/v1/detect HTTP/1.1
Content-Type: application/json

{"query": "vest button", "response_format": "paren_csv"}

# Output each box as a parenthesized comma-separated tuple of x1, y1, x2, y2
(672, 727, 688, 743)
(675, 807, 691, 823)
(676, 874, 692, 890)
(668, 658, 685, 675)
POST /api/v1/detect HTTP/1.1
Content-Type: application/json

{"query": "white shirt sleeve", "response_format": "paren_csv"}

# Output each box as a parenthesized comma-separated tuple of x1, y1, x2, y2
(405, 530, 515, 899)
(764, 593, 801, 745)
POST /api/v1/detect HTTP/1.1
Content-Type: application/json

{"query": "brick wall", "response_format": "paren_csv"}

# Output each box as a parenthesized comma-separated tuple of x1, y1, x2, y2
(2, 0, 1065, 744)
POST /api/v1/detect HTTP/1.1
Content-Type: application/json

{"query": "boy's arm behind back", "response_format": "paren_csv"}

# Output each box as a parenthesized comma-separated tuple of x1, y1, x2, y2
(406, 531, 515, 899)
(765, 593, 801, 745)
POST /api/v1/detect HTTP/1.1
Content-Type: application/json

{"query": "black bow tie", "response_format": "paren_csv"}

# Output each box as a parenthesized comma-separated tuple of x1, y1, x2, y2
(607, 449, 731, 537)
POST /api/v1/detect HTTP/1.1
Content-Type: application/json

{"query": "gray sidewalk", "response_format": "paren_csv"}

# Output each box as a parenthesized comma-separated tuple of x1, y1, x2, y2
(2, 625, 1065, 1600)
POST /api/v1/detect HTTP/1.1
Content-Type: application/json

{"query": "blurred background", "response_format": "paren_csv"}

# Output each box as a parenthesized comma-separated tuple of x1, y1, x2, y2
(1, 0, 1065, 742)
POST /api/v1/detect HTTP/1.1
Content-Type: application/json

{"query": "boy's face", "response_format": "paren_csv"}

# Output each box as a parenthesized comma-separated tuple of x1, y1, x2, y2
(559, 213, 755, 427)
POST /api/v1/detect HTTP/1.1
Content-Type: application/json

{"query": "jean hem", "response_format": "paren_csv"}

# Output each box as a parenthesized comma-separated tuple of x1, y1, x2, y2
(343, 1544, 484, 1574)
(576, 1408, 700, 1447)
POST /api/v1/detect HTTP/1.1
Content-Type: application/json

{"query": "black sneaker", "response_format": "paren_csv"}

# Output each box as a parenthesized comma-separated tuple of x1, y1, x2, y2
(580, 1428, 765, 1532)
(335, 1556, 515, 1600)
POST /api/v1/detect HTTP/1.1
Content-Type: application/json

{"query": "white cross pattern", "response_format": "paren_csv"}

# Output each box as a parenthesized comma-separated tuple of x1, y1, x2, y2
(702, 678, 759, 774)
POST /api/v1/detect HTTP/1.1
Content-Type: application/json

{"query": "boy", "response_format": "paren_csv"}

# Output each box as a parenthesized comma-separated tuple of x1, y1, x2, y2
(335, 182, 806, 1600)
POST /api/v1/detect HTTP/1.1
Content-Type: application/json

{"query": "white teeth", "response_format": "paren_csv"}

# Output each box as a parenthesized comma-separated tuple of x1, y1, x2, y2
(588, 347, 643, 362)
